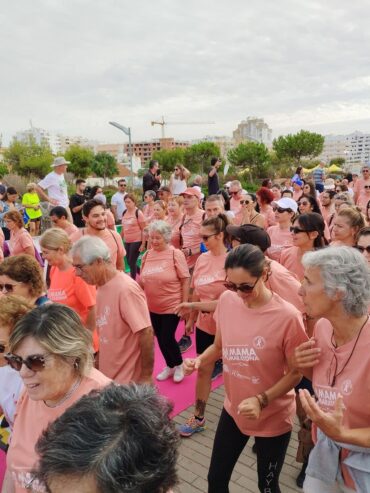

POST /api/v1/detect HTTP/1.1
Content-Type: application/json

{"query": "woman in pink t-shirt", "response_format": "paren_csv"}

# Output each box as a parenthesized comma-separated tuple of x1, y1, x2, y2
(152, 200, 167, 222)
(121, 194, 146, 279)
(292, 247, 370, 493)
(3, 304, 110, 493)
(266, 197, 297, 261)
(331, 207, 366, 247)
(166, 196, 184, 249)
(256, 187, 276, 228)
(142, 190, 156, 223)
(184, 244, 307, 492)
(140, 220, 190, 383)
(356, 226, 370, 265)
(280, 213, 327, 282)
(4, 210, 35, 257)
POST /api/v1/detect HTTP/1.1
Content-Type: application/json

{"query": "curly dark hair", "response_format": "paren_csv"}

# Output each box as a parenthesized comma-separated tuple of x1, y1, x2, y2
(0, 254, 44, 297)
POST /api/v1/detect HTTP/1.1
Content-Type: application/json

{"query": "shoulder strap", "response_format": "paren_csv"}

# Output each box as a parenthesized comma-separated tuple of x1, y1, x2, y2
(136, 208, 139, 219)
(178, 214, 187, 248)
(122, 209, 127, 217)
(109, 229, 119, 250)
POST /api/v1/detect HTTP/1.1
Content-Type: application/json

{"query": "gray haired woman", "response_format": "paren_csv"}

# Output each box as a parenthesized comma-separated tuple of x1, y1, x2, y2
(139, 220, 190, 383)
(292, 246, 370, 493)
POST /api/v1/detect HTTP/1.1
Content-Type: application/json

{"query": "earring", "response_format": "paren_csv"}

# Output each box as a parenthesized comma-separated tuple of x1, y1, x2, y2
(74, 359, 80, 370)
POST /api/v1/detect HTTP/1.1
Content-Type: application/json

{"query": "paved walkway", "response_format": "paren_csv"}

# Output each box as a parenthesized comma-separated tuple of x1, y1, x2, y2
(174, 385, 302, 493)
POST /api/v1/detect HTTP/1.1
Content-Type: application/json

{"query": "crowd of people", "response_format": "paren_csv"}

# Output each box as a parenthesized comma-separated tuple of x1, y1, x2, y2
(0, 155, 369, 493)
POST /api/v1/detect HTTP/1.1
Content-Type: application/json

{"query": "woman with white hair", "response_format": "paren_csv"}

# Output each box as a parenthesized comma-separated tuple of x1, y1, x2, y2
(139, 220, 190, 383)
(292, 246, 370, 492)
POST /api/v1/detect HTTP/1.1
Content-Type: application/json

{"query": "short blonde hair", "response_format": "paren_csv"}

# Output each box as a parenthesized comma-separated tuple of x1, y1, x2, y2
(168, 195, 184, 207)
(26, 182, 37, 192)
(0, 295, 33, 333)
(40, 228, 72, 253)
(9, 304, 94, 376)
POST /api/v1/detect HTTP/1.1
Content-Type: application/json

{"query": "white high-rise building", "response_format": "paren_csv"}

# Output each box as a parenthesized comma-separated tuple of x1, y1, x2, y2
(319, 131, 370, 169)
(233, 117, 272, 146)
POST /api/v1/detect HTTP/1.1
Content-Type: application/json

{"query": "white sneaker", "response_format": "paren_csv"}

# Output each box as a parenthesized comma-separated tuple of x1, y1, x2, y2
(156, 367, 175, 381)
(173, 365, 184, 383)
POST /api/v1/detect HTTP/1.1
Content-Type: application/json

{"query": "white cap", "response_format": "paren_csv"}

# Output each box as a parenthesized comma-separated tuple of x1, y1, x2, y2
(51, 156, 70, 168)
(271, 197, 298, 213)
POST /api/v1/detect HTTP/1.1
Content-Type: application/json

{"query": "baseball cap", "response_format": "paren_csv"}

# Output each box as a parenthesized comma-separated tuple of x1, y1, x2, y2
(180, 187, 202, 200)
(292, 178, 303, 187)
(226, 224, 271, 252)
(271, 198, 298, 213)
(51, 156, 70, 168)
(324, 178, 335, 190)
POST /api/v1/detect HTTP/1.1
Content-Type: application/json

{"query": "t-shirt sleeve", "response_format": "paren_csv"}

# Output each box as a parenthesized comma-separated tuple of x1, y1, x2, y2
(69, 194, 81, 209)
(119, 283, 151, 333)
(283, 311, 308, 360)
(74, 275, 96, 308)
(38, 174, 53, 190)
(113, 231, 126, 257)
(111, 194, 119, 206)
(174, 249, 190, 279)
(20, 232, 34, 250)
(138, 210, 146, 227)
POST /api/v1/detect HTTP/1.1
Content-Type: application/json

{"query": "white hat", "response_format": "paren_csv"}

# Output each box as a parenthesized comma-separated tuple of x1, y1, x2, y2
(324, 178, 335, 190)
(51, 156, 70, 168)
(271, 197, 298, 213)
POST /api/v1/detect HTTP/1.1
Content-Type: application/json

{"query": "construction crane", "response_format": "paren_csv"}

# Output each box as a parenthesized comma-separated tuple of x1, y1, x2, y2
(150, 116, 215, 138)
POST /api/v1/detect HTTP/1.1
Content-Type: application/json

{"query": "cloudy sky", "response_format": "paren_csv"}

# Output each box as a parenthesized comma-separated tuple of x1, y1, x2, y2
(1, 0, 370, 145)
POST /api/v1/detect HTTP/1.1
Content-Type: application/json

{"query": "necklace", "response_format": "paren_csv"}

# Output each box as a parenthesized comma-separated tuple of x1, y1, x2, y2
(329, 315, 369, 387)
(44, 376, 82, 408)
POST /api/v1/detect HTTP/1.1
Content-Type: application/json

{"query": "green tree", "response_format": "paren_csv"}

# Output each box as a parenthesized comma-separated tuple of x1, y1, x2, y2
(64, 145, 95, 178)
(0, 163, 9, 178)
(329, 157, 345, 166)
(3, 137, 53, 177)
(183, 142, 220, 175)
(227, 142, 270, 183)
(272, 130, 324, 164)
(151, 148, 185, 177)
(91, 152, 119, 183)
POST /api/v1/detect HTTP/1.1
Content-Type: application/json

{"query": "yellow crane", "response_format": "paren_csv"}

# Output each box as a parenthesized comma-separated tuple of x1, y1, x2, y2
(150, 116, 215, 138)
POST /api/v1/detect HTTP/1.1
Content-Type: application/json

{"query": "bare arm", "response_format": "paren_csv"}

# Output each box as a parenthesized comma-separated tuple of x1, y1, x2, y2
(110, 204, 117, 220)
(23, 246, 36, 257)
(36, 185, 57, 205)
(85, 306, 96, 333)
(138, 326, 154, 384)
(175, 299, 218, 318)
(1, 470, 15, 493)
(116, 253, 124, 271)
(208, 166, 217, 177)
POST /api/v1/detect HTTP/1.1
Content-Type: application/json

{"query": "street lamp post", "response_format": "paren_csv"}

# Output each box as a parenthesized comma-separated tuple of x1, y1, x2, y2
(108, 121, 133, 186)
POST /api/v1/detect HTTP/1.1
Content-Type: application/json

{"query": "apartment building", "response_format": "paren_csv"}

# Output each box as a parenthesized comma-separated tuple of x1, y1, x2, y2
(123, 137, 189, 166)
(233, 117, 272, 146)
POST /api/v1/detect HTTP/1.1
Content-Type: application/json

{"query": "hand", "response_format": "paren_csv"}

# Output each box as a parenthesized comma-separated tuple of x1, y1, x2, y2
(183, 357, 201, 376)
(34, 204, 40, 210)
(291, 339, 321, 370)
(181, 247, 191, 257)
(299, 389, 345, 441)
(139, 243, 146, 252)
(237, 397, 261, 419)
(49, 198, 58, 206)
(175, 302, 193, 318)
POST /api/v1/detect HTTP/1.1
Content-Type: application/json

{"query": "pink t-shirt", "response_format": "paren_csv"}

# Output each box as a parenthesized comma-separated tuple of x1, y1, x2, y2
(70, 228, 126, 269)
(7, 368, 110, 493)
(357, 193, 370, 214)
(354, 177, 370, 204)
(266, 225, 293, 262)
(191, 251, 228, 335)
(48, 266, 96, 324)
(121, 209, 146, 243)
(105, 209, 115, 229)
(321, 205, 335, 229)
(8, 228, 34, 255)
(141, 247, 190, 314)
(143, 204, 155, 224)
(266, 259, 305, 313)
(96, 272, 152, 384)
(180, 209, 205, 268)
(312, 317, 370, 490)
(214, 291, 307, 436)
(279, 246, 304, 281)
(166, 215, 183, 249)
(260, 205, 276, 228)
(63, 222, 78, 236)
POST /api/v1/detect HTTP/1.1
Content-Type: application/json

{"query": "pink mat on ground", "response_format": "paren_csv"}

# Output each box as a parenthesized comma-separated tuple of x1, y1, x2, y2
(154, 321, 223, 416)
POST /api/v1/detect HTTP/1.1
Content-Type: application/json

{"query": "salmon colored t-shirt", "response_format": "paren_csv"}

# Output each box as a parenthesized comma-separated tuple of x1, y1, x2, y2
(7, 368, 110, 493)
(279, 246, 305, 281)
(166, 215, 183, 249)
(180, 209, 205, 268)
(70, 228, 126, 268)
(143, 204, 155, 224)
(312, 317, 370, 490)
(357, 193, 370, 214)
(354, 177, 370, 204)
(48, 266, 96, 324)
(63, 222, 78, 236)
(191, 251, 228, 335)
(121, 209, 146, 243)
(141, 247, 190, 313)
(266, 225, 293, 261)
(260, 205, 276, 228)
(8, 228, 34, 255)
(214, 291, 307, 437)
(96, 272, 152, 384)
(266, 259, 305, 313)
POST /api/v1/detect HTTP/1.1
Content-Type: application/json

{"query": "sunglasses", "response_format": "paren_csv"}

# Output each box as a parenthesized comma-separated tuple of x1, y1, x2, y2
(240, 200, 250, 205)
(0, 344, 6, 354)
(298, 201, 310, 206)
(119, 184, 126, 187)
(223, 277, 259, 293)
(363, 170, 369, 173)
(355, 245, 370, 254)
(5, 353, 50, 372)
(290, 226, 313, 234)
(201, 233, 217, 242)
(273, 207, 292, 213)
(364, 185, 370, 189)
(229, 191, 240, 196)
(0, 282, 21, 292)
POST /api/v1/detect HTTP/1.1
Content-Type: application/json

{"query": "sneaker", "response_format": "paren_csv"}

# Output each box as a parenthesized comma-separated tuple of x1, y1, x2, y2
(211, 359, 223, 381)
(173, 365, 184, 383)
(296, 461, 308, 488)
(156, 366, 175, 381)
(178, 335, 192, 353)
(178, 415, 206, 437)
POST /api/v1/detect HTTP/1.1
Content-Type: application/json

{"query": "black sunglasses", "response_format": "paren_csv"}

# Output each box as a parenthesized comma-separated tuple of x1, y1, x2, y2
(290, 226, 313, 234)
(355, 245, 370, 254)
(0, 283, 20, 292)
(229, 191, 240, 196)
(240, 200, 250, 205)
(273, 207, 292, 213)
(298, 201, 310, 206)
(201, 233, 217, 242)
(5, 353, 49, 372)
(223, 278, 259, 293)
(0, 344, 6, 354)
(364, 185, 370, 189)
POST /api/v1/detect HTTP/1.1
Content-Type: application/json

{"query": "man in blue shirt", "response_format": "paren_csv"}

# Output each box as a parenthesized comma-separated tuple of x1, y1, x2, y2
(312, 162, 325, 193)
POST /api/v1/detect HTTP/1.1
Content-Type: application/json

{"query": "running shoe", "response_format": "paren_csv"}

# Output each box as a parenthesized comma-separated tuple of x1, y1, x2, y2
(211, 359, 223, 381)
(178, 335, 192, 353)
(156, 366, 175, 381)
(178, 415, 206, 437)
(173, 365, 184, 383)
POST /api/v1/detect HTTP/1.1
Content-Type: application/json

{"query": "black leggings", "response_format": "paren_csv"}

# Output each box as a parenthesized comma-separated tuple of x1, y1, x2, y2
(125, 241, 141, 279)
(208, 408, 291, 493)
(150, 312, 182, 368)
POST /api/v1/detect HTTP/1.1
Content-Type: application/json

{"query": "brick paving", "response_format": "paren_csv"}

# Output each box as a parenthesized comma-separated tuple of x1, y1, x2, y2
(174, 385, 302, 493)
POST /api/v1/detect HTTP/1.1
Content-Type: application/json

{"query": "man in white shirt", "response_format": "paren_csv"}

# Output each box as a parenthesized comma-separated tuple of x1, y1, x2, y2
(110, 179, 127, 223)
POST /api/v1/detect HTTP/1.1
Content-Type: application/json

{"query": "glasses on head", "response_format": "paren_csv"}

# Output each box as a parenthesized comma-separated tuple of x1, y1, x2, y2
(0, 282, 22, 293)
(273, 207, 292, 213)
(240, 200, 250, 205)
(5, 353, 50, 372)
(0, 344, 6, 354)
(298, 201, 310, 207)
(229, 191, 240, 196)
(355, 245, 370, 254)
(223, 277, 259, 293)
(201, 233, 217, 242)
(290, 226, 313, 235)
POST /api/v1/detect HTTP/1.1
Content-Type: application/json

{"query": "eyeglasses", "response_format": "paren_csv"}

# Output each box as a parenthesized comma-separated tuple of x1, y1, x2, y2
(0, 282, 22, 293)
(73, 263, 89, 272)
(240, 200, 250, 205)
(298, 201, 310, 206)
(290, 226, 313, 234)
(223, 277, 259, 293)
(174, 168, 179, 171)
(273, 207, 292, 213)
(355, 245, 370, 254)
(229, 191, 240, 196)
(5, 353, 50, 372)
(201, 233, 217, 242)
(0, 344, 6, 354)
